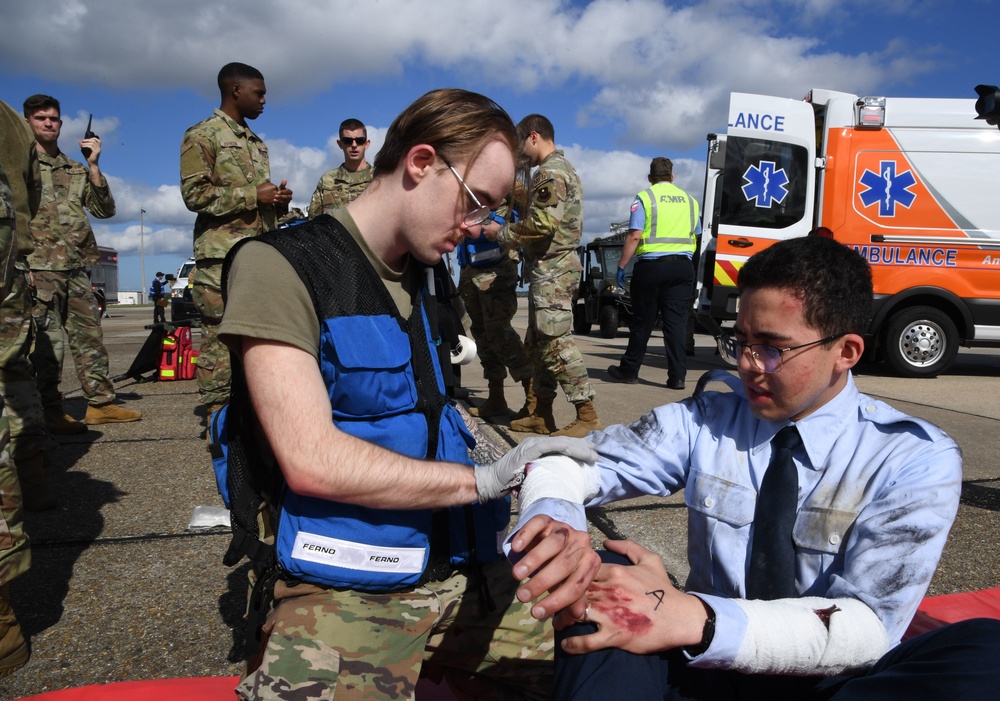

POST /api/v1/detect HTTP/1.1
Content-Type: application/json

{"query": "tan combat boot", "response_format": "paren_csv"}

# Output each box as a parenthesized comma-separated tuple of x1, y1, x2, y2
(204, 402, 227, 423)
(43, 405, 87, 435)
(510, 378, 535, 421)
(15, 453, 57, 512)
(509, 395, 556, 435)
(468, 380, 510, 419)
(0, 584, 29, 680)
(552, 400, 602, 438)
(84, 403, 142, 425)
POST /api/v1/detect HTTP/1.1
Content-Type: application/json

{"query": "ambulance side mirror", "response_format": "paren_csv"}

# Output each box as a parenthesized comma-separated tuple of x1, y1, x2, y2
(974, 84, 1000, 127)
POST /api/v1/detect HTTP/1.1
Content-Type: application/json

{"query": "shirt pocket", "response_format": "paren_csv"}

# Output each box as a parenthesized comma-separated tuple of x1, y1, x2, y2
(686, 470, 756, 527)
(793, 506, 859, 555)
(322, 315, 417, 419)
(217, 140, 253, 184)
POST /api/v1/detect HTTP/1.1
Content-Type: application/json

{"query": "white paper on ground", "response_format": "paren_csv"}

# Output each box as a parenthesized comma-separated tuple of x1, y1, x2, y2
(187, 505, 231, 530)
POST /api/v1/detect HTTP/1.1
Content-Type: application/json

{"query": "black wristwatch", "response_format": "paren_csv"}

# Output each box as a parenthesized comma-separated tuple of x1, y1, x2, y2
(683, 599, 716, 657)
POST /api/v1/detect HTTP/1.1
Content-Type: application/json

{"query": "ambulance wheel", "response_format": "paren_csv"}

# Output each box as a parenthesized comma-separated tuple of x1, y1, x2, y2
(884, 306, 958, 378)
(599, 305, 619, 339)
(573, 304, 592, 335)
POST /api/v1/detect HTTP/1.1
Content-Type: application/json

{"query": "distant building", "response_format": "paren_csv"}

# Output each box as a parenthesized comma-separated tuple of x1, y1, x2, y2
(87, 246, 119, 304)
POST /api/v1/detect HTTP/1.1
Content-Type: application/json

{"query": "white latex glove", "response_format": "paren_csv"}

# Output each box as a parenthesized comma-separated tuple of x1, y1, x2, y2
(474, 436, 599, 502)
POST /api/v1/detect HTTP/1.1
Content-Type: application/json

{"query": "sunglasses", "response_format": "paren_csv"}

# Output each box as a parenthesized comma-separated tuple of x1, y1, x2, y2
(340, 136, 367, 146)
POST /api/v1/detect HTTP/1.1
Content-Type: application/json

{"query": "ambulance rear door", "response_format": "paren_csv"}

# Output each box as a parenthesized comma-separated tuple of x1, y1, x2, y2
(707, 93, 818, 321)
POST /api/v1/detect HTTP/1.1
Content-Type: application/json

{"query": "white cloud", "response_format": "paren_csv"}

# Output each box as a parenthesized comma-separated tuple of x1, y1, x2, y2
(3, 1, 940, 126)
(104, 177, 191, 227)
(5, 0, 949, 253)
(93, 221, 192, 258)
(566, 145, 704, 243)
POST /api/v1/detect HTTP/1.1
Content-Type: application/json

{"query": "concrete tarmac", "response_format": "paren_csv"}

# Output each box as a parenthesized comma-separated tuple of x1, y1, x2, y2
(2, 302, 998, 698)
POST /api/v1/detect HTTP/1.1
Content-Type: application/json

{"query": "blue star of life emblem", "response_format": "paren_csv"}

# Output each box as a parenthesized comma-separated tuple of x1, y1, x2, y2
(741, 160, 789, 208)
(858, 161, 917, 217)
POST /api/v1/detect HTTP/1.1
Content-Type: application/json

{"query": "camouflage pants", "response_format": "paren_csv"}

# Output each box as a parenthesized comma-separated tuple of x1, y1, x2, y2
(192, 260, 229, 407)
(238, 559, 554, 701)
(0, 267, 56, 460)
(0, 401, 29, 589)
(526, 271, 595, 405)
(30, 268, 115, 407)
(459, 259, 532, 384)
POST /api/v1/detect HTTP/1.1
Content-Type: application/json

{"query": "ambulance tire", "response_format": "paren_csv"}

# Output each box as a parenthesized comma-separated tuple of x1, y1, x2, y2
(599, 305, 619, 339)
(573, 304, 592, 335)
(884, 306, 958, 378)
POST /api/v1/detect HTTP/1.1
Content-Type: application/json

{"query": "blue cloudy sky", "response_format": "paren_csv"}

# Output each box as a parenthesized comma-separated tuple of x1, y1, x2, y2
(1, 0, 994, 291)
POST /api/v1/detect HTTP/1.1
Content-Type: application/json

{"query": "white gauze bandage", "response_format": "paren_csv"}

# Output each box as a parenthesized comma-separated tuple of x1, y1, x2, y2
(731, 596, 889, 676)
(517, 454, 600, 511)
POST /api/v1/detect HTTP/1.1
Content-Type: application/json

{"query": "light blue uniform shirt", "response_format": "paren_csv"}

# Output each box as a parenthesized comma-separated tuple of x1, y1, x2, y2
(515, 370, 961, 669)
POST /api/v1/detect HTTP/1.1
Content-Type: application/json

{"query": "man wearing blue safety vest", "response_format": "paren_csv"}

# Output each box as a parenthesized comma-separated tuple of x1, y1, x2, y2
(608, 157, 699, 390)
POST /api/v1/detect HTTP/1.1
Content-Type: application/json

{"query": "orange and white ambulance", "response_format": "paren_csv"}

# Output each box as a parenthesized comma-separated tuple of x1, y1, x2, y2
(696, 88, 1000, 377)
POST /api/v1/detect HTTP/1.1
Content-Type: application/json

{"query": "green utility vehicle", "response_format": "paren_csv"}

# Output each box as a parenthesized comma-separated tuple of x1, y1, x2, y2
(572, 224, 636, 338)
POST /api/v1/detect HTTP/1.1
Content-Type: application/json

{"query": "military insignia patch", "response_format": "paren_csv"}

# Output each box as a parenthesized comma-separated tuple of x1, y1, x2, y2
(537, 186, 552, 203)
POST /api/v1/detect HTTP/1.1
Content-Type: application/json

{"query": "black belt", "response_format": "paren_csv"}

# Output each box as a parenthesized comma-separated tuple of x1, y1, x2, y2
(640, 254, 687, 263)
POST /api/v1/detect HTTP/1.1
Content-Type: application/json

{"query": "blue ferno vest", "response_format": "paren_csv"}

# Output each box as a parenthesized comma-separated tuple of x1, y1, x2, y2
(213, 214, 510, 592)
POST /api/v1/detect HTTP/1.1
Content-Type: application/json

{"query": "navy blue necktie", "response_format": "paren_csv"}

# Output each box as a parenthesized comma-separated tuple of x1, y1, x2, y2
(747, 425, 802, 600)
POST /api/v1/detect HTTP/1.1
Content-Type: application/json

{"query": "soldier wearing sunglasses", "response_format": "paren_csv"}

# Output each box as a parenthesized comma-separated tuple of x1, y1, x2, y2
(308, 118, 373, 218)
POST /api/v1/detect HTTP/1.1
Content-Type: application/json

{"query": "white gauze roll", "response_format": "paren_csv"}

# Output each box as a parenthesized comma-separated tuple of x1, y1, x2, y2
(450, 334, 478, 365)
(517, 454, 600, 511)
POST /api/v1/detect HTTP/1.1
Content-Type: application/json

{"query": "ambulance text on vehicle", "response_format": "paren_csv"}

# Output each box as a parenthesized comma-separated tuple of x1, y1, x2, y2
(697, 88, 1000, 377)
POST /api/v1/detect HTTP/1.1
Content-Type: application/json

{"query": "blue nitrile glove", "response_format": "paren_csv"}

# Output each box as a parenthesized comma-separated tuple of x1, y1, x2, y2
(616, 267, 626, 288)
(474, 436, 599, 502)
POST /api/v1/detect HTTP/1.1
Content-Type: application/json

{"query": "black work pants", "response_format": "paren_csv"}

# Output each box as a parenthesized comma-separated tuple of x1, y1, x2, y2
(619, 255, 693, 383)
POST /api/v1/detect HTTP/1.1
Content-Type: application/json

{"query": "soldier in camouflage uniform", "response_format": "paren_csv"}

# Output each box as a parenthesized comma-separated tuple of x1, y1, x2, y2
(0, 98, 37, 680)
(0, 401, 27, 680)
(459, 196, 533, 421)
(180, 62, 291, 414)
(307, 118, 373, 218)
(484, 115, 600, 438)
(1, 98, 58, 512)
(220, 89, 599, 700)
(23, 95, 141, 428)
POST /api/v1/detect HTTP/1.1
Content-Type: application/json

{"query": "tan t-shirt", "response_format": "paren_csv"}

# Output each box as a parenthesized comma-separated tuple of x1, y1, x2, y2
(219, 209, 418, 358)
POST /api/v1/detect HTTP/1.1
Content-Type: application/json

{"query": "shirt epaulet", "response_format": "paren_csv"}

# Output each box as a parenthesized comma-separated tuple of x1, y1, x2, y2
(856, 396, 944, 443)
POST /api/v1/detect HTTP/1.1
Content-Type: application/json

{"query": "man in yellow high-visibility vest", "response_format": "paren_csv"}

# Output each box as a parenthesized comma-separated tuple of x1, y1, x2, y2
(608, 157, 699, 390)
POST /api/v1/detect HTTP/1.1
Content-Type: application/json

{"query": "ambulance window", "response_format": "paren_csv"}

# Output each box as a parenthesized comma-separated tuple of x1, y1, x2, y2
(719, 136, 808, 230)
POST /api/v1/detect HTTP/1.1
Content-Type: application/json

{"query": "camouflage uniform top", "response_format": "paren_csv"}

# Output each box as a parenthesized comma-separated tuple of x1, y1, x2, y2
(0, 99, 40, 257)
(0, 162, 12, 221)
(307, 163, 373, 218)
(28, 149, 115, 271)
(497, 149, 583, 285)
(0, 160, 11, 299)
(180, 109, 277, 261)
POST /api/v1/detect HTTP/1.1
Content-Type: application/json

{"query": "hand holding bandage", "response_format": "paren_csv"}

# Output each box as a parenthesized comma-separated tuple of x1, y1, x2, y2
(475, 437, 599, 502)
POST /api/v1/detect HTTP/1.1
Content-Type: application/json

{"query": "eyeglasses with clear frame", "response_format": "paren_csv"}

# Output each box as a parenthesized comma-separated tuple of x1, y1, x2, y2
(442, 158, 492, 227)
(716, 332, 847, 373)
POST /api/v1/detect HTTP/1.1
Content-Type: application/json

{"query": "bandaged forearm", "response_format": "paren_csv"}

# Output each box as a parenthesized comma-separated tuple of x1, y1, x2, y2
(731, 597, 889, 676)
(517, 454, 599, 512)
